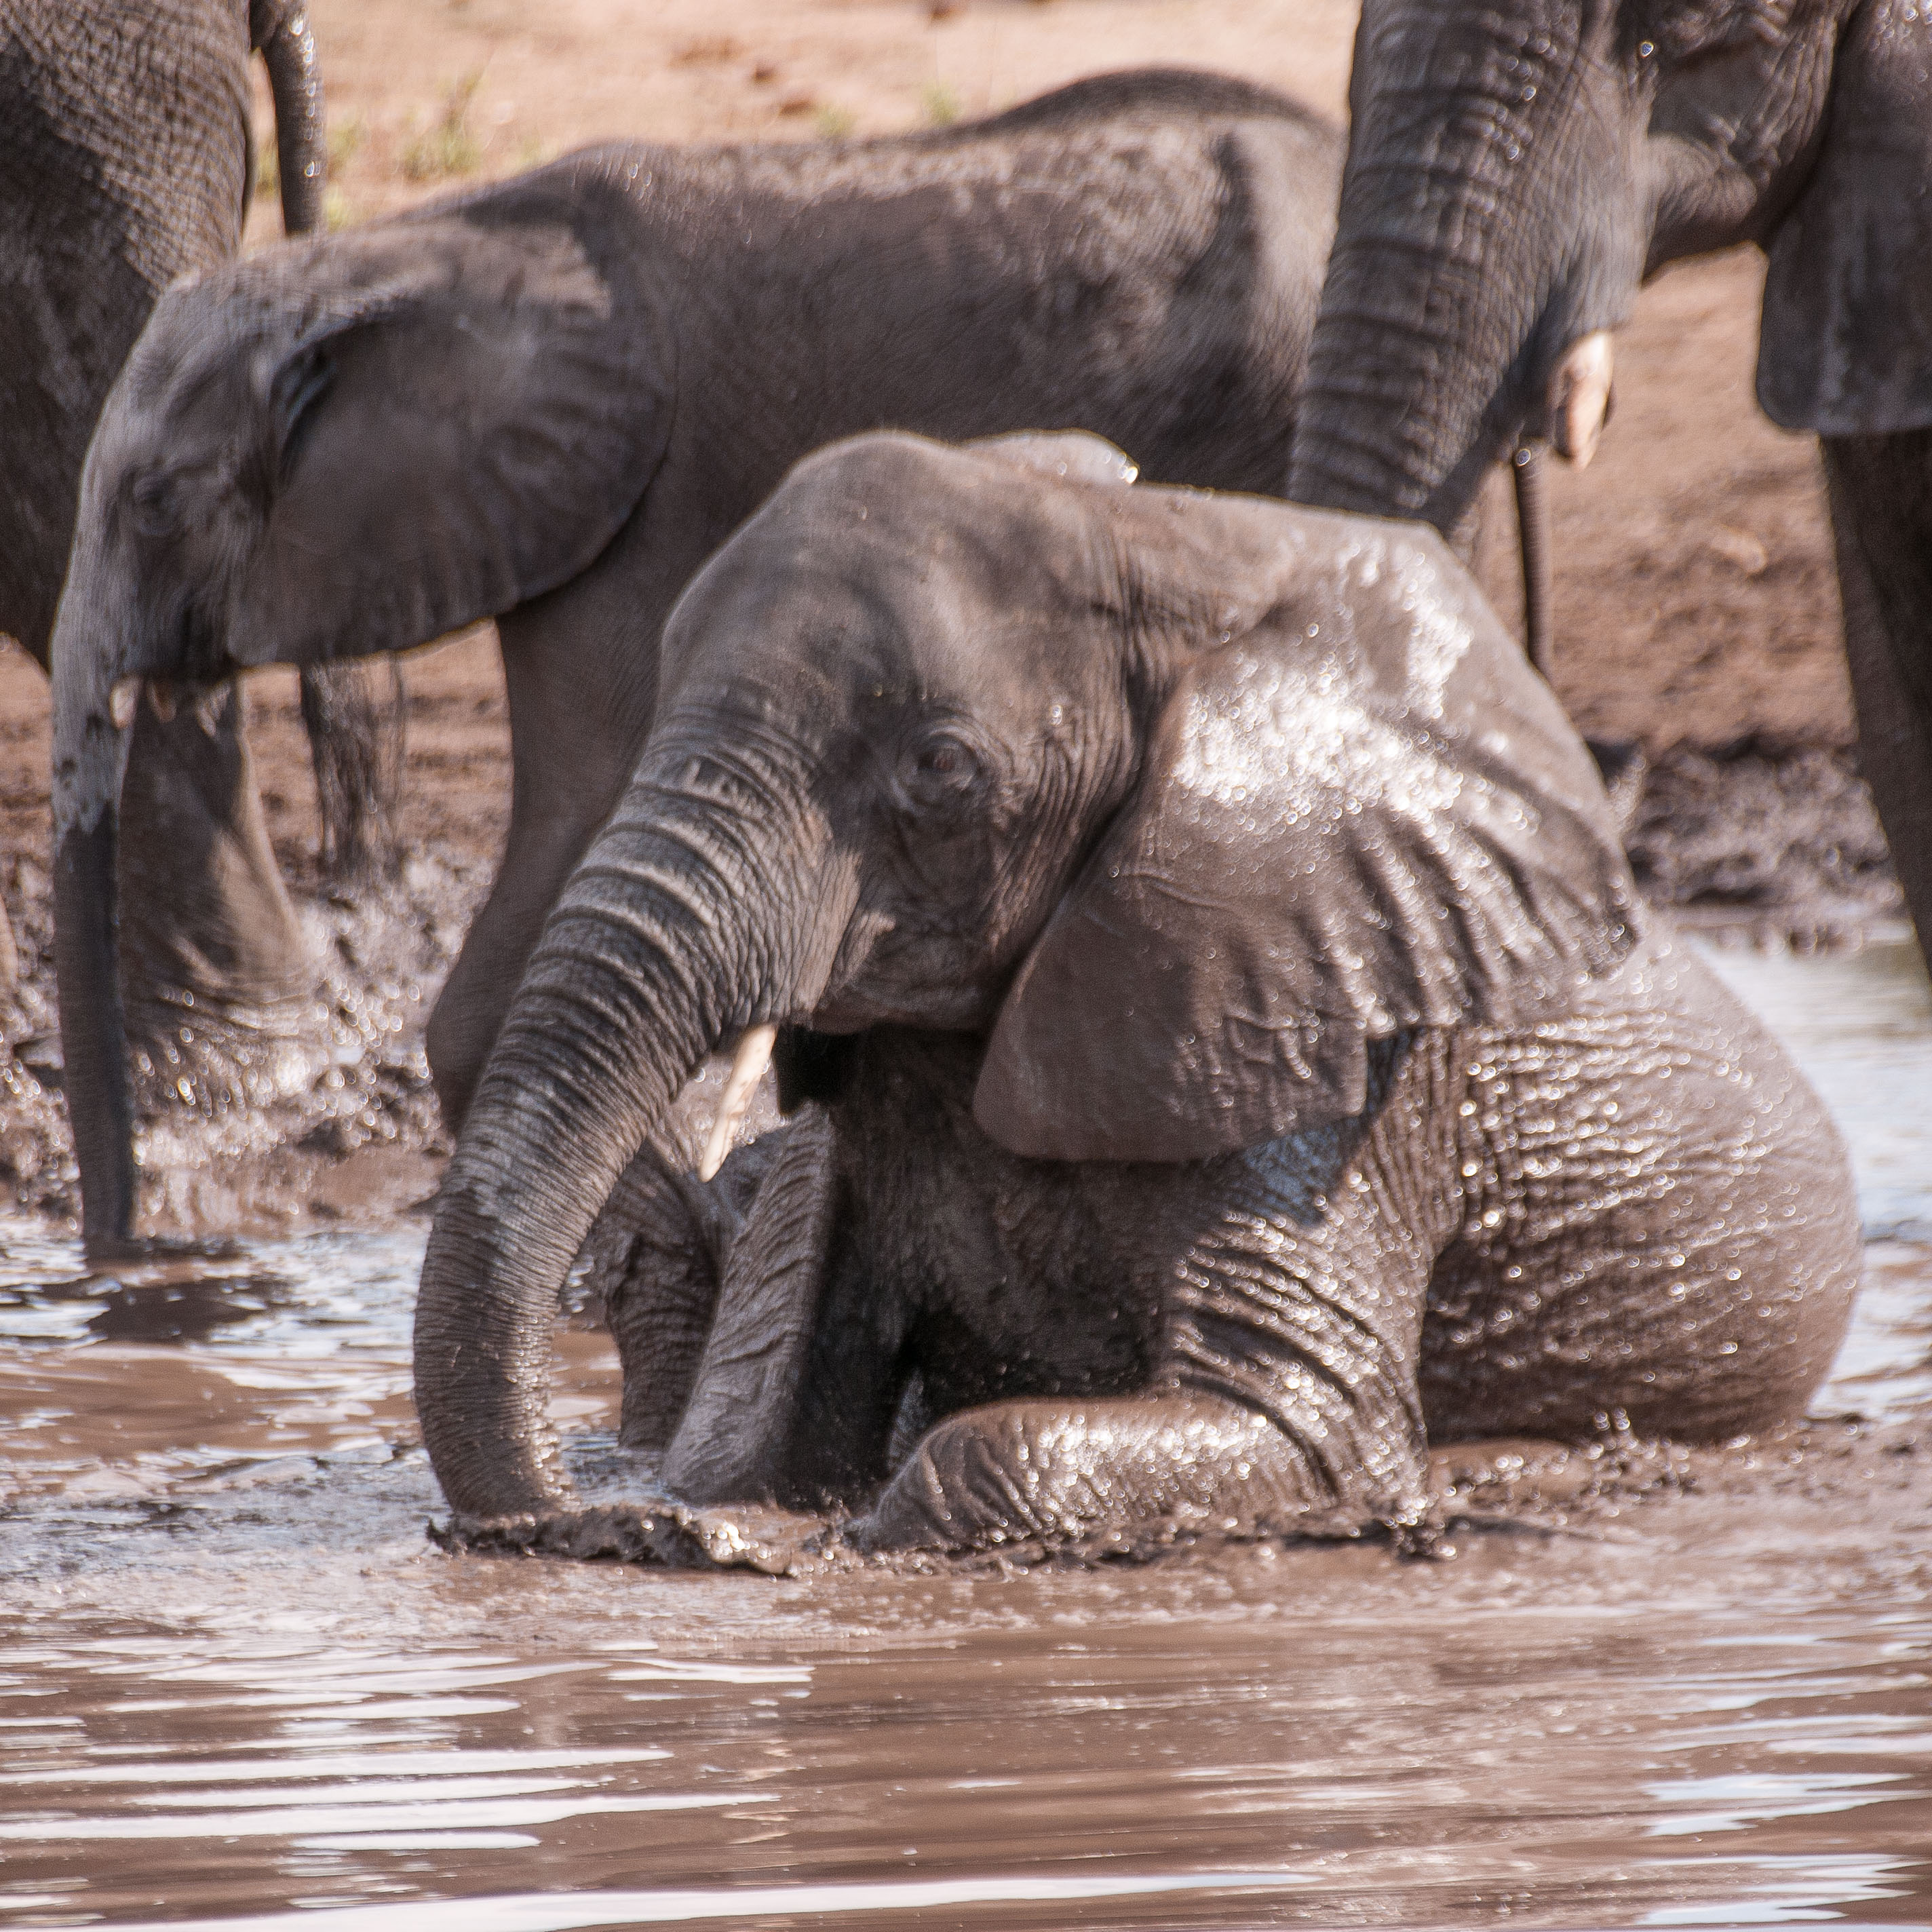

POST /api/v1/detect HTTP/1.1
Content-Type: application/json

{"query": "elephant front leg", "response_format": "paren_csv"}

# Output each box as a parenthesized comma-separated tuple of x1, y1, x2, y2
(851, 1390, 1357, 1552)
(1821, 431, 1932, 955)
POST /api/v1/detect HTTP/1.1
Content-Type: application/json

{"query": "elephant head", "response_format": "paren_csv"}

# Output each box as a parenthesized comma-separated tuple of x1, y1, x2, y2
(1289, 0, 1932, 530)
(410, 429, 1639, 1524)
(49, 166, 674, 1242)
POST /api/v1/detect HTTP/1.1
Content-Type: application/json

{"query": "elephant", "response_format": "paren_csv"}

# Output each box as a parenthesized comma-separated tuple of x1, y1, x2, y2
(47, 66, 1365, 1246)
(1, 0, 400, 1136)
(1285, 0, 1932, 961)
(409, 430, 1860, 1556)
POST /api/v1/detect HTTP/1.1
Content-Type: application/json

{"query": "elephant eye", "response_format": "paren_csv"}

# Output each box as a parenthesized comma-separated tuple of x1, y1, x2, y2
(901, 729, 988, 809)
(129, 471, 178, 538)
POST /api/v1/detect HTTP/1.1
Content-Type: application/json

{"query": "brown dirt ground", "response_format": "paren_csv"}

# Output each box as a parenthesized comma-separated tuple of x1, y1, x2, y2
(0, 0, 1878, 1223)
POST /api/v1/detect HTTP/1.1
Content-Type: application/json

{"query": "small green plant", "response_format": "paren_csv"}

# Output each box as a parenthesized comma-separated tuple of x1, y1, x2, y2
(324, 185, 355, 232)
(922, 81, 960, 128)
(402, 71, 485, 182)
(328, 115, 366, 172)
(815, 102, 857, 140)
(254, 132, 279, 200)
(514, 135, 556, 172)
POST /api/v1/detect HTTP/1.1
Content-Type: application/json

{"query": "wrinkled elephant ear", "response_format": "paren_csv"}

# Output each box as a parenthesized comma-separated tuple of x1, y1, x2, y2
(1758, 0, 1932, 434)
(974, 526, 1641, 1163)
(235, 191, 673, 663)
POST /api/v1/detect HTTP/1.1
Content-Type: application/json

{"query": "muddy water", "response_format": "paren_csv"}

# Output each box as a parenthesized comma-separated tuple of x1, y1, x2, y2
(2, 938, 1929, 1931)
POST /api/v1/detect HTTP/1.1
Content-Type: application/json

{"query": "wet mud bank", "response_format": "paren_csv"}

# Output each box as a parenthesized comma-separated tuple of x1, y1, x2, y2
(0, 849, 486, 1231)
(1619, 741, 1900, 946)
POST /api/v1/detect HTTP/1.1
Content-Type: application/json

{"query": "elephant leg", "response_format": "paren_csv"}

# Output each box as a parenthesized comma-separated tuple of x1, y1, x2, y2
(299, 659, 405, 885)
(851, 1391, 1349, 1553)
(424, 591, 668, 1132)
(1821, 431, 1932, 958)
(590, 1144, 731, 1452)
(115, 684, 313, 1102)
(862, 1043, 1460, 1555)
(589, 1124, 788, 1452)
(659, 1109, 843, 1505)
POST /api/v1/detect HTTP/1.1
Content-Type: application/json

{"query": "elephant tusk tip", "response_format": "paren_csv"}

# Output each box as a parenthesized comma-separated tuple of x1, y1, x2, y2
(699, 1022, 778, 1182)
(1549, 330, 1615, 469)
(109, 677, 142, 731)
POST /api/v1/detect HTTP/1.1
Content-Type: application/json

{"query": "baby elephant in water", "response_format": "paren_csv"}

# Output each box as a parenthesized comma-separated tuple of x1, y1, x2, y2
(414, 431, 1859, 1555)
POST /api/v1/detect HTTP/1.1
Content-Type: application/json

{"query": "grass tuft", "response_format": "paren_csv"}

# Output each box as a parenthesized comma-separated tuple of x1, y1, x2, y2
(402, 72, 486, 182)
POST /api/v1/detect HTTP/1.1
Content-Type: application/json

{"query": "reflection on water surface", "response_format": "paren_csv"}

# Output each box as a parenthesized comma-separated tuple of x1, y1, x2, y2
(0, 935, 1928, 1931)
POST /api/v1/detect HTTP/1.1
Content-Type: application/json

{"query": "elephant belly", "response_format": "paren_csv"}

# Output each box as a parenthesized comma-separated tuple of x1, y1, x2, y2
(1418, 927, 1861, 1442)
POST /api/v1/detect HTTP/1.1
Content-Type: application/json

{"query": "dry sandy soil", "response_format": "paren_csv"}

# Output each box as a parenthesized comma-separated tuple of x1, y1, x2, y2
(0, 0, 1897, 1222)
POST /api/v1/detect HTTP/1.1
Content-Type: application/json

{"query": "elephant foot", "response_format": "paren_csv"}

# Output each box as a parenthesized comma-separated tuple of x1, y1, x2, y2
(440, 1499, 826, 1575)
(849, 1393, 1422, 1556)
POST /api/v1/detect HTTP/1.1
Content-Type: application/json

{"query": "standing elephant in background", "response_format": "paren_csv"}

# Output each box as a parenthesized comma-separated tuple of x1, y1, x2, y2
(1, 0, 401, 1110)
(410, 433, 1859, 1552)
(1286, 0, 1932, 959)
(48, 68, 1353, 1243)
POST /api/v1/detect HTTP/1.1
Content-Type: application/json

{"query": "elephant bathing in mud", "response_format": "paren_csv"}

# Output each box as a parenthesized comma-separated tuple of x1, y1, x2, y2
(49, 67, 1351, 1247)
(2, 0, 399, 1079)
(412, 432, 1860, 1556)
(1288, 0, 1932, 959)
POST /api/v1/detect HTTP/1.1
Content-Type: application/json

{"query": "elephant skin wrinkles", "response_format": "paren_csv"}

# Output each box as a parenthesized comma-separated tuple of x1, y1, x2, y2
(414, 433, 1861, 1558)
(639, 921, 1855, 1554)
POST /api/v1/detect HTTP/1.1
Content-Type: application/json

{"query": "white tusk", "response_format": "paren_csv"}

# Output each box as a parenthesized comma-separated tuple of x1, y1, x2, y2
(147, 679, 177, 722)
(109, 676, 141, 730)
(699, 1022, 777, 1182)
(1549, 329, 1615, 469)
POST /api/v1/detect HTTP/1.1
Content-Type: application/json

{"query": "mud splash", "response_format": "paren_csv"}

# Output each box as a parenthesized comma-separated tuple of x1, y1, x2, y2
(0, 935, 1928, 1930)
(0, 850, 486, 1230)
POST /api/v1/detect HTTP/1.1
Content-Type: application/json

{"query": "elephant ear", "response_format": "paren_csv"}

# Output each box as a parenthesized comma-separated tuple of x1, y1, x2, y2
(973, 532, 1641, 1163)
(236, 186, 672, 662)
(965, 431, 1142, 488)
(1758, 0, 1932, 434)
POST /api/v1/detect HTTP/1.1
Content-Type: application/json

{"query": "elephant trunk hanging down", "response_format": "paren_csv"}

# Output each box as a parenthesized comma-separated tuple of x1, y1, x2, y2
(410, 433, 1859, 1556)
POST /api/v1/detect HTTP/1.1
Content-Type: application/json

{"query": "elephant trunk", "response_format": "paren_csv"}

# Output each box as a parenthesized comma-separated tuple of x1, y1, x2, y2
(1289, 3, 1638, 531)
(412, 727, 845, 1520)
(49, 579, 138, 1249)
